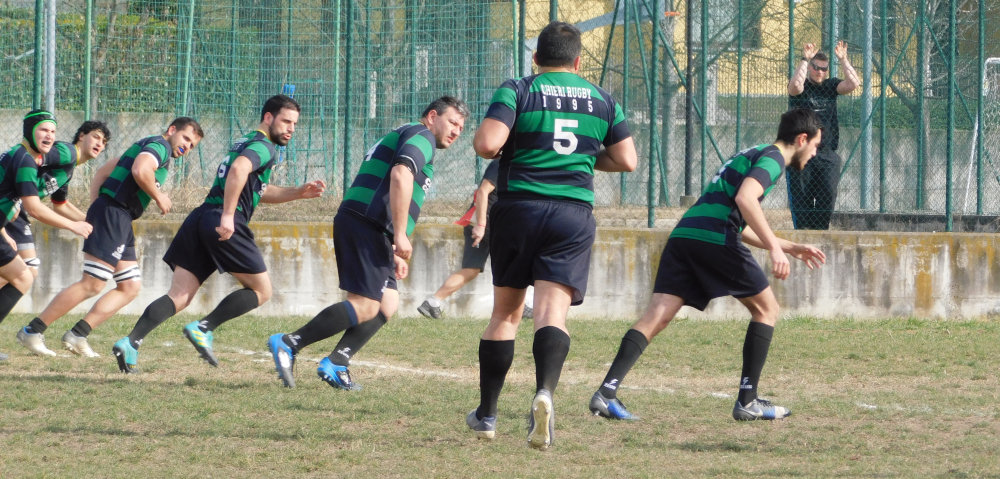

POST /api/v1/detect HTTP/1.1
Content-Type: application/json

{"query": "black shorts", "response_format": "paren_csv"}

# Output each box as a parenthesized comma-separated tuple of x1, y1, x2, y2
(489, 198, 595, 305)
(333, 211, 397, 301)
(652, 237, 770, 311)
(163, 204, 267, 283)
(82, 196, 138, 265)
(4, 213, 33, 250)
(460, 224, 490, 271)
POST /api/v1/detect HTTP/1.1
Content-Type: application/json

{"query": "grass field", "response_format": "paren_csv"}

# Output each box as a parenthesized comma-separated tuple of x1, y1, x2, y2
(1, 313, 998, 478)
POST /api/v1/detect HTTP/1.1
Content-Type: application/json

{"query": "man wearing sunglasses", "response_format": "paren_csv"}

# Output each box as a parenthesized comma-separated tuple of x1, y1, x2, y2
(787, 41, 860, 230)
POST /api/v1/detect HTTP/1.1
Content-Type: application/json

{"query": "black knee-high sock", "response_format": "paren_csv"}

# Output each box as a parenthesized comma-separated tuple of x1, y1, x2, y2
(329, 312, 387, 366)
(70, 320, 92, 337)
(199, 288, 259, 331)
(533, 326, 571, 394)
(25, 317, 47, 334)
(0, 284, 23, 325)
(127, 295, 177, 349)
(598, 328, 649, 399)
(284, 301, 358, 353)
(738, 321, 774, 406)
(478, 339, 515, 419)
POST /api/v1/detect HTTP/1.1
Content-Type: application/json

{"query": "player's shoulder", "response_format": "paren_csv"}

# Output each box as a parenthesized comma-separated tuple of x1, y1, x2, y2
(244, 131, 277, 150)
(397, 121, 431, 141)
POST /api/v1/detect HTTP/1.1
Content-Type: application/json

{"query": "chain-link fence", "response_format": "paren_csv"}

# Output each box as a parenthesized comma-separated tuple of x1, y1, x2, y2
(0, 0, 997, 229)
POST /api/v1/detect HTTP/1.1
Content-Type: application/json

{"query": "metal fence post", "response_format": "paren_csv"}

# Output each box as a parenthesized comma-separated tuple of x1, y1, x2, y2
(916, 4, 926, 209)
(85, 0, 93, 120)
(860, 0, 872, 210)
(977, 1, 984, 215)
(343, 0, 354, 192)
(33, 0, 43, 109)
(878, 0, 887, 213)
(621, 0, 630, 205)
(649, 0, 660, 227)
(179, 0, 196, 116)
(946, 0, 956, 231)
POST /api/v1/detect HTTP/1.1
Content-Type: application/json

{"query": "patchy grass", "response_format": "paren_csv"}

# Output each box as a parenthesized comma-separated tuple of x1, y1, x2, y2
(0, 314, 998, 478)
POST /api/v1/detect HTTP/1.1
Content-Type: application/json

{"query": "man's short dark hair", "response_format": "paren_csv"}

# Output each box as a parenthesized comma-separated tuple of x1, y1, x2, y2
(73, 120, 111, 144)
(168, 116, 204, 138)
(421, 96, 470, 119)
(261, 94, 301, 121)
(812, 51, 829, 63)
(777, 108, 822, 143)
(536, 21, 581, 67)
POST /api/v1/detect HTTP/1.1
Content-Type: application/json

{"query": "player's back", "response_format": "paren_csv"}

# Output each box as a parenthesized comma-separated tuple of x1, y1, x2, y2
(493, 71, 627, 205)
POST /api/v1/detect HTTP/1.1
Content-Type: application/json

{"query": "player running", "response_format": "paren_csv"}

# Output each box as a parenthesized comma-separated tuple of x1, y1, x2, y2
(113, 94, 325, 373)
(16, 117, 202, 357)
(267, 96, 468, 390)
(588, 108, 826, 423)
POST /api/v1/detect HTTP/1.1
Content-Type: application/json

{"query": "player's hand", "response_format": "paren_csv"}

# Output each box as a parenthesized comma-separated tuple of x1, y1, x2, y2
(155, 195, 172, 215)
(769, 248, 791, 280)
(216, 213, 236, 241)
(834, 40, 848, 59)
(299, 180, 326, 199)
(471, 224, 486, 247)
(802, 42, 818, 60)
(394, 255, 409, 280)
(790, 243, 826, 270)
(394, 234, 412, 261)
(70, 221, 93, 239)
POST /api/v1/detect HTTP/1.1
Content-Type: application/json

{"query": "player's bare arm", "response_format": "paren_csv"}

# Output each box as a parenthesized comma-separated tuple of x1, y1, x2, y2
(259, 179, 327, 204)
(835, 41, 861, 94)
(388, 163, 415, 261)
(472, 118, 510, 159)
(216, 155, 253, 241)
(734, 177, 790, 280)
(21, 195, 92, 238)
(470, 178, 495, 247)
(394, 255, 409, 280)
(787, 42, 817, 96)
(741, 226, 826, 271)
(52, 201, 86, 222)
(594, 137, 638, 172)
(132, 152, 171, 215)
(89, 156, 118, 203)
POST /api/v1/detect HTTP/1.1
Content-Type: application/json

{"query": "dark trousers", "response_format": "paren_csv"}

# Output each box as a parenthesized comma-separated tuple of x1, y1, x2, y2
(787, 148, 841, 230)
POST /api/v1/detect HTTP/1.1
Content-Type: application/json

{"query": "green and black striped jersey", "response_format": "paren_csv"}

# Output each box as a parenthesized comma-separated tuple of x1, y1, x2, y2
(0, 144, 42, 224)
(340, 122, 435, 237)
(203, 130, 277, 221)
(484, 71, 631, 205)
(670, 144, 786, 246)
(99, 135, 171, 219)
(42, 141, 79, 204)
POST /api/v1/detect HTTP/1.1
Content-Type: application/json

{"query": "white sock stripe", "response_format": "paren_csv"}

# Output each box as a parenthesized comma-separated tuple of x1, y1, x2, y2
(113, 266, 141, 283)
(82, 261, 114, 281)
(23, 257, 40, 267)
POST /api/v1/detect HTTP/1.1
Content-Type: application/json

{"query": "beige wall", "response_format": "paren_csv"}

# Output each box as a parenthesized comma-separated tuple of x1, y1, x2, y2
(21, 222, 1000, 321)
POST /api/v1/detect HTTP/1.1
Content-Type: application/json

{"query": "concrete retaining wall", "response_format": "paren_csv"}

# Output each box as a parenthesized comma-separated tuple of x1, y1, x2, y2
(20, 222, 1000, 320)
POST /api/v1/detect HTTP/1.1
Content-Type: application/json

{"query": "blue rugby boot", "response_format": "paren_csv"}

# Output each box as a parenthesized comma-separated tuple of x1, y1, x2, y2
(183, 321, 218, 367)
(466, 409, 497, 440)
(317, 357, 361, 391)
(268, 333, 296, 388)
(589, 391, 639, 421)
(112, 337, 138, 374)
